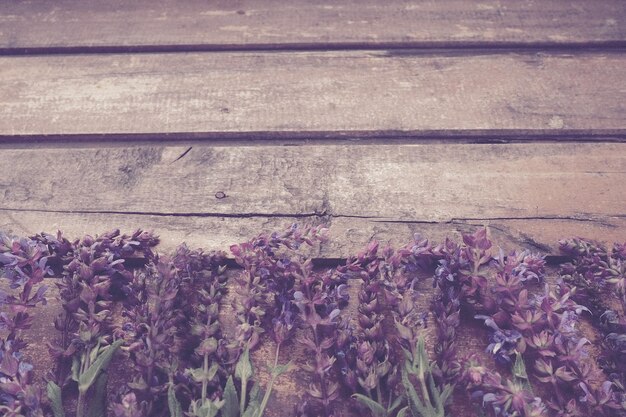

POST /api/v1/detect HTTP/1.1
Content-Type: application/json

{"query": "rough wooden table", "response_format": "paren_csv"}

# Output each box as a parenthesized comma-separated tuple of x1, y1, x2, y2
(0, 1, 625, 416)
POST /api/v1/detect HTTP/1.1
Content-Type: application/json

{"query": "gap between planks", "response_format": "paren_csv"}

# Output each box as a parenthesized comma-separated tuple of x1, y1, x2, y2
(2, 133, 626, 145)
(3, 43, 626, 57)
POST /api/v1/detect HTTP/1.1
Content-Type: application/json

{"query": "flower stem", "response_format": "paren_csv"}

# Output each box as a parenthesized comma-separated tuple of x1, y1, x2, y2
(202, 352, 209, 403)
(418, 373, 432, 410)
(255, 343, 282, 417)
(240, 372, 248, 414)
(312, 325, 330, 417)
(77, 391, 86, 417)
(77, 350, 88, 417)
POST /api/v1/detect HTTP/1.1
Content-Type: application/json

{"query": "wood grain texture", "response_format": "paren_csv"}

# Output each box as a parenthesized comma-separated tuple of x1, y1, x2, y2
(0, 142, 624, 257)
(1, 52, 625, 138)
(1, 0, 624, 52)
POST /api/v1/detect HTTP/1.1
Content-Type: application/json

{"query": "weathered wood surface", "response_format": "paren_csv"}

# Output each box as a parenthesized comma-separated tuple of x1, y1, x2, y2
(1, 52, 625, 138)
(1, 143, 623, 218)
(1, 0, 624, 52)
(1, 142, 624, 256)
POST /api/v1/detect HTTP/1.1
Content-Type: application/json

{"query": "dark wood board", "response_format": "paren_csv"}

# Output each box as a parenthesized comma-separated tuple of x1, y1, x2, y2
(1, 52, 625, 138)
(0, 0, 624, 53)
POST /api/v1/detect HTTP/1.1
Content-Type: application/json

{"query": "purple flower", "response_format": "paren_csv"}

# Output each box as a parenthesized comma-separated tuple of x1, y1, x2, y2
(476, 316, 523, 364)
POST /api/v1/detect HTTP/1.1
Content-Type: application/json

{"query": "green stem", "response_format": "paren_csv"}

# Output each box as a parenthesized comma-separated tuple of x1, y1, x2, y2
(312, 326, 330, 417)
(376, 383, 383, 405)
(77, 391, 85, 417)
(76, 351, 88, 417)
(255, 343, 281, 417)
(240, 372, 248, 414)
(418, 374, 432, 411)
(202, 352, 209, 403)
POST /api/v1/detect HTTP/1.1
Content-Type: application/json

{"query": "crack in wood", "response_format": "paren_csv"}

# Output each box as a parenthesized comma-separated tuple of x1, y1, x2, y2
(0, 207, 620, 226)
(372, 216, 621, 227)
(0, 207, 321, 219)
(170, 146, 193, 163)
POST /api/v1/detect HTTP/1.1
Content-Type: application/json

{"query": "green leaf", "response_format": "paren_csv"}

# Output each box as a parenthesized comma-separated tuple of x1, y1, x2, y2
(397, 406, 409, 417)
(400, 346, 414, 369)
(187, 363, 220, 384)
(427, 371, 447, 415)
(438, 384, 454, 416)
(71, 356, 81, 382)
(513, 352, 533, 394)
(193, 399, 224, 417)
(402, 369, 425, 417)
(352, 393, 386, 417)
(208, 362, 219, 382)
(168, 384, 184, 417)
(207, 402, 223, 417)
(416, 337, 429, 379)
(249, 383, 260, 403)
(78, 340, 123, 393)
(388, 395, 405, 414)
(89, 341, 101, 367)
(242, 402, 259, 417)
(243, 384, 262, 417)
(271, 361, 293, 377)
(222, 376, 240, 417)
(47, 381, 66, 417)
(235, 347, 253, 382)
(85, 373, 108, 417)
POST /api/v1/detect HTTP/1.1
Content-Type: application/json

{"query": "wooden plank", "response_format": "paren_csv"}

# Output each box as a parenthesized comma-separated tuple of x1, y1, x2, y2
(1, 52, 625, 138)
(0, 142, 624, 256)
(0, 0, 624, 52)
(2, 143, 623, 219)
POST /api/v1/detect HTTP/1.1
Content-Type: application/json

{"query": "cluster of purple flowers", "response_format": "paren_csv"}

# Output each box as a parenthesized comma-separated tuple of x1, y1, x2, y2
(115, 244, 227, 417)
(0, 232, 52, 416)
(2, 226, 626, 417)
(559, 238, 626, 410)
(456, 230, 624, 417)
(462, 355, 547, 417)
(293, 253, 350, 417)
